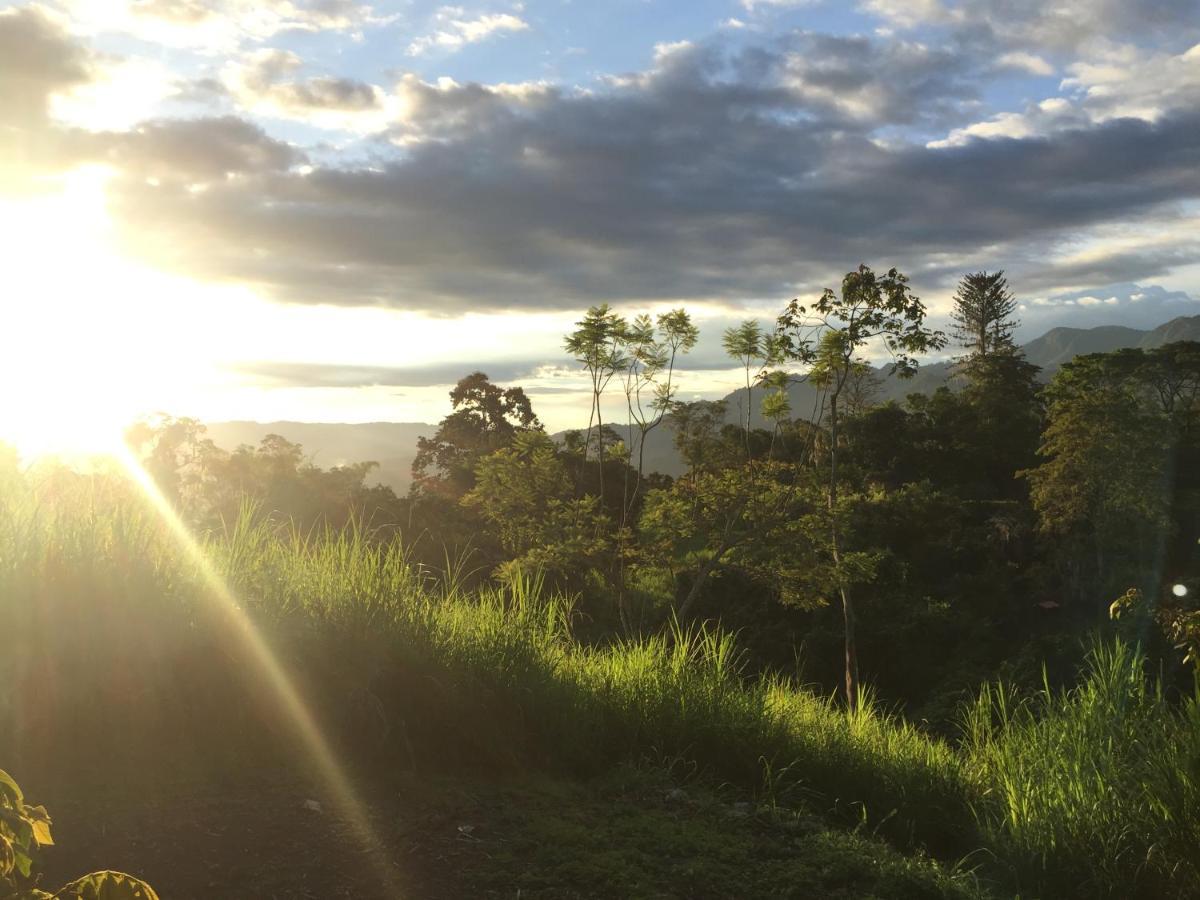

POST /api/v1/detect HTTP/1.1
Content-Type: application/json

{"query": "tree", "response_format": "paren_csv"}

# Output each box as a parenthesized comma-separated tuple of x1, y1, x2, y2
(668, 400, 729, 477)
(124, 414, 222, 514)
(411, 372, 541, 498)
(722, 320, 768, 458)
(1024, 343, 1200, 606)
(618, 309, 698, 519)
(1023, 352, 1171, 607)
(564, 305, 629, 508)
(958, 350, 1043, 500)
(770, 265, 946, 707)
(950, 271, 1019, 358)
(638, 461, 798, 619)
(462, 431, 610, 590)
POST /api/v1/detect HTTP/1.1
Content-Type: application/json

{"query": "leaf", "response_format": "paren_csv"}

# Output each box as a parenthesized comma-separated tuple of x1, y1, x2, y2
(1, 831, 15, 877)
(52, 871, 160, 900)
(0, 770, 25, 809)
(26, 807, 53, 847)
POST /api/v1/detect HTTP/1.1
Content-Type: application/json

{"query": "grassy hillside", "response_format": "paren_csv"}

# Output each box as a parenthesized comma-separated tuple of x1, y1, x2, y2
(3, 468, 1198, 897)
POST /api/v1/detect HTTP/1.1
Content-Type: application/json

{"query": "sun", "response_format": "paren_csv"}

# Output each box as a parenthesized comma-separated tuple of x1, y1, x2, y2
(0, 166, 205, 461)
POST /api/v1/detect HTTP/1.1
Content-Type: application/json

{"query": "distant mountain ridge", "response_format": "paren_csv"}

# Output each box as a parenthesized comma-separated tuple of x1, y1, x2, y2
(204, 315, 1200, 488)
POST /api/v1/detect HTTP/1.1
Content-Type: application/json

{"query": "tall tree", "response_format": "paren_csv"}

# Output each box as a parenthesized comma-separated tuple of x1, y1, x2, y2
(565, 304, 629, 508)
(1023, 353, 1171, 606)
(951, 271, 1019, 358)
(771, 265, 945, 708)
(411, 372, 540, 498)
(618, 309, 698, 518)
(722, 320, 767, 458)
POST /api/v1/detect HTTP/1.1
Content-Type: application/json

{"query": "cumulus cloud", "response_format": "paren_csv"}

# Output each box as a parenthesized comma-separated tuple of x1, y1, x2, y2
(928, 40, 1200, 147)
(6, 8, 1200, 329)
(407, 7, 530, 56)
(68, 31, 1195, 314)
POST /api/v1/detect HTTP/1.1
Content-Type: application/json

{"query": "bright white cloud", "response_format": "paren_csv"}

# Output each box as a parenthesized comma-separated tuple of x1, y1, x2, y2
(929, 41, 1200, 147)
(995, 50, 1055, 76)
(407, 7, 530, 55)
(1062, 41, 1200, 122)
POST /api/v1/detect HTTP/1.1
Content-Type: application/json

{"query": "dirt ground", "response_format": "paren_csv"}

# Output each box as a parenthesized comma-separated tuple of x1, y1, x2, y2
(29, 765, 976, 900)
(40, 771, 451, 899)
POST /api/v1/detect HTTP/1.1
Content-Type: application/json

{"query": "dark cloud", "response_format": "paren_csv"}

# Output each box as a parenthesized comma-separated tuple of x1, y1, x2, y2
(7, 18, 1200, 319)
(101, 116, 305, 181)
(101, 46, 1200, 312)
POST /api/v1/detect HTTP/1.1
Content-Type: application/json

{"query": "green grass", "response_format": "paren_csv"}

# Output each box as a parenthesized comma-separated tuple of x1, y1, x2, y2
(397, 765, 983, 899)
(3, 468, 1199, 897)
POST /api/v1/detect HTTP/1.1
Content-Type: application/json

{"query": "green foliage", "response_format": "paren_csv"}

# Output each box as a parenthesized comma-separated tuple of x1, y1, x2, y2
(1024, 351, 1176, 603)
(463, 431, 612, 589)
(411, 371, 541, 498)
(959, 640, 1200, 898)
(950, 271, 1019, 358)
(4, 469, 1200, 897)
(1, 769, 158, 900)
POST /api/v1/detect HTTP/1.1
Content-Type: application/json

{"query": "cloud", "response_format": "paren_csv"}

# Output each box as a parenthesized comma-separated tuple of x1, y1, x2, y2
(56, 0, 382, 51)
(102, 116, 305, 182)
(8, 17, 1200, 323)
(407, 7, 530, 56)
(231, 359, 541, 387)
(74, 28, 1197, 313)
(928, 41, 1200, 146)
(994, 51, 1055, 76)
(863, 0, 1200, 56)
(1017, 283, 1200, 335)
(0, 5, 93, 129)
(221, 49, 389, 131)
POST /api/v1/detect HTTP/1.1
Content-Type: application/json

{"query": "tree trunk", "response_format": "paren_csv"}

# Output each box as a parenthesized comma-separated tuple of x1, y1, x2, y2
(828, 389, 859, 709)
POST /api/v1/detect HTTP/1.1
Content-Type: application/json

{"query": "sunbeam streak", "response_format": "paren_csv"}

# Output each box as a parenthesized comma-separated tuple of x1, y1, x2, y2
(112, 445, 404, 897)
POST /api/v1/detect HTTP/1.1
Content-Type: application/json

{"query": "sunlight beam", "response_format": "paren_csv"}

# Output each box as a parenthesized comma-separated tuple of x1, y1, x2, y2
(111, 445, 404, 897)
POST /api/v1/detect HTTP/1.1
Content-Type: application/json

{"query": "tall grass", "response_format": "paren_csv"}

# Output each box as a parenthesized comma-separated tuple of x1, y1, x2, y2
(960, 639, 1200, 897)
(3, 470, 1199, 897)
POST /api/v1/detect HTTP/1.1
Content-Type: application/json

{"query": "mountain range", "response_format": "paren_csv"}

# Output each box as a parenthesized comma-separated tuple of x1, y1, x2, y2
(204, 315, 1200, 491)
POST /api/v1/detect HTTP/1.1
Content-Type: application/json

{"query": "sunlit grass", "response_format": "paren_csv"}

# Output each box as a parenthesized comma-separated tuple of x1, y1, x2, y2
(2, 465, 1198, 898)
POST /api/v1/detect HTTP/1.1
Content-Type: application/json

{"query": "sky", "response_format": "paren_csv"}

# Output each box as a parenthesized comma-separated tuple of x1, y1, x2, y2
(1, 0, 1199, 452)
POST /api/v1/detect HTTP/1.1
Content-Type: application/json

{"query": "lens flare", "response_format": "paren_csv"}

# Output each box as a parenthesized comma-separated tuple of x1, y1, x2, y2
(113, 445, 403, 896)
